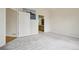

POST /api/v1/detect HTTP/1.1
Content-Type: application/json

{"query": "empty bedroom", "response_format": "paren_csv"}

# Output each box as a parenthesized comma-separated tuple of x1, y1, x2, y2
(0, 8, 79, 50)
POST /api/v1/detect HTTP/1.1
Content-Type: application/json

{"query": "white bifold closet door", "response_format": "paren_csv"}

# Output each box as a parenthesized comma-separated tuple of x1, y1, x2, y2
(18, 12, 31, 37)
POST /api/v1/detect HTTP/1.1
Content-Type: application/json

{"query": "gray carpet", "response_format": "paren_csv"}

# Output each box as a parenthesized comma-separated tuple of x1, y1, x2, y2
(0, 32, 79, 50)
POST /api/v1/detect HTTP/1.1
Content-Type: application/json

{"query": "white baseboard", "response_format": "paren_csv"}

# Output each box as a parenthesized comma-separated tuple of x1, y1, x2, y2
(51, 31, 79, 38)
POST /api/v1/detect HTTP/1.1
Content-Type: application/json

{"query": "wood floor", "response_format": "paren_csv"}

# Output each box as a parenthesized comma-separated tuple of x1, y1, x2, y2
(6, 36, 16, 43)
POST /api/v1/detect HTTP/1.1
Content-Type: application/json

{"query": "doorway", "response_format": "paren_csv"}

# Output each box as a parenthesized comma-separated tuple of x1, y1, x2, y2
(38, 15, 44, 33)
(6, 8, 17, 43)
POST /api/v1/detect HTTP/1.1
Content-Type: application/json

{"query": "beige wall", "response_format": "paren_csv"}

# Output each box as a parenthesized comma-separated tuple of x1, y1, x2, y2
(0, 8, 6, 47)
(6, 8, 17, 37)
(50, 8, 79, 38)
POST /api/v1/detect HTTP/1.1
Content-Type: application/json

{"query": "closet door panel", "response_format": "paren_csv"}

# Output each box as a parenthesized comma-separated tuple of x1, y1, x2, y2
(18, 12, 31, 37)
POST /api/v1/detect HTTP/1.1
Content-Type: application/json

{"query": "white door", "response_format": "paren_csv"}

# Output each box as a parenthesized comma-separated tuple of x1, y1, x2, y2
(18, 12, 31, 37)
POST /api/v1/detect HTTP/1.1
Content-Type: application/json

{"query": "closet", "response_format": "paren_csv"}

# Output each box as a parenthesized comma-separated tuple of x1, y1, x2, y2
(18, 11, 31, 37)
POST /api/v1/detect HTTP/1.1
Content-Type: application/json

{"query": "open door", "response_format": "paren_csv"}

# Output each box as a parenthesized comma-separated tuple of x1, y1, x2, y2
(38, 15, 44, 33)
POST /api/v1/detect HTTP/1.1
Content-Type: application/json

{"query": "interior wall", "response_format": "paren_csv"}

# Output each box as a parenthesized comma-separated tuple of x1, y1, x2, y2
(0, 8, 6, 47)
(6, 8, 17, 37)
(50, 8, 79, 38)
